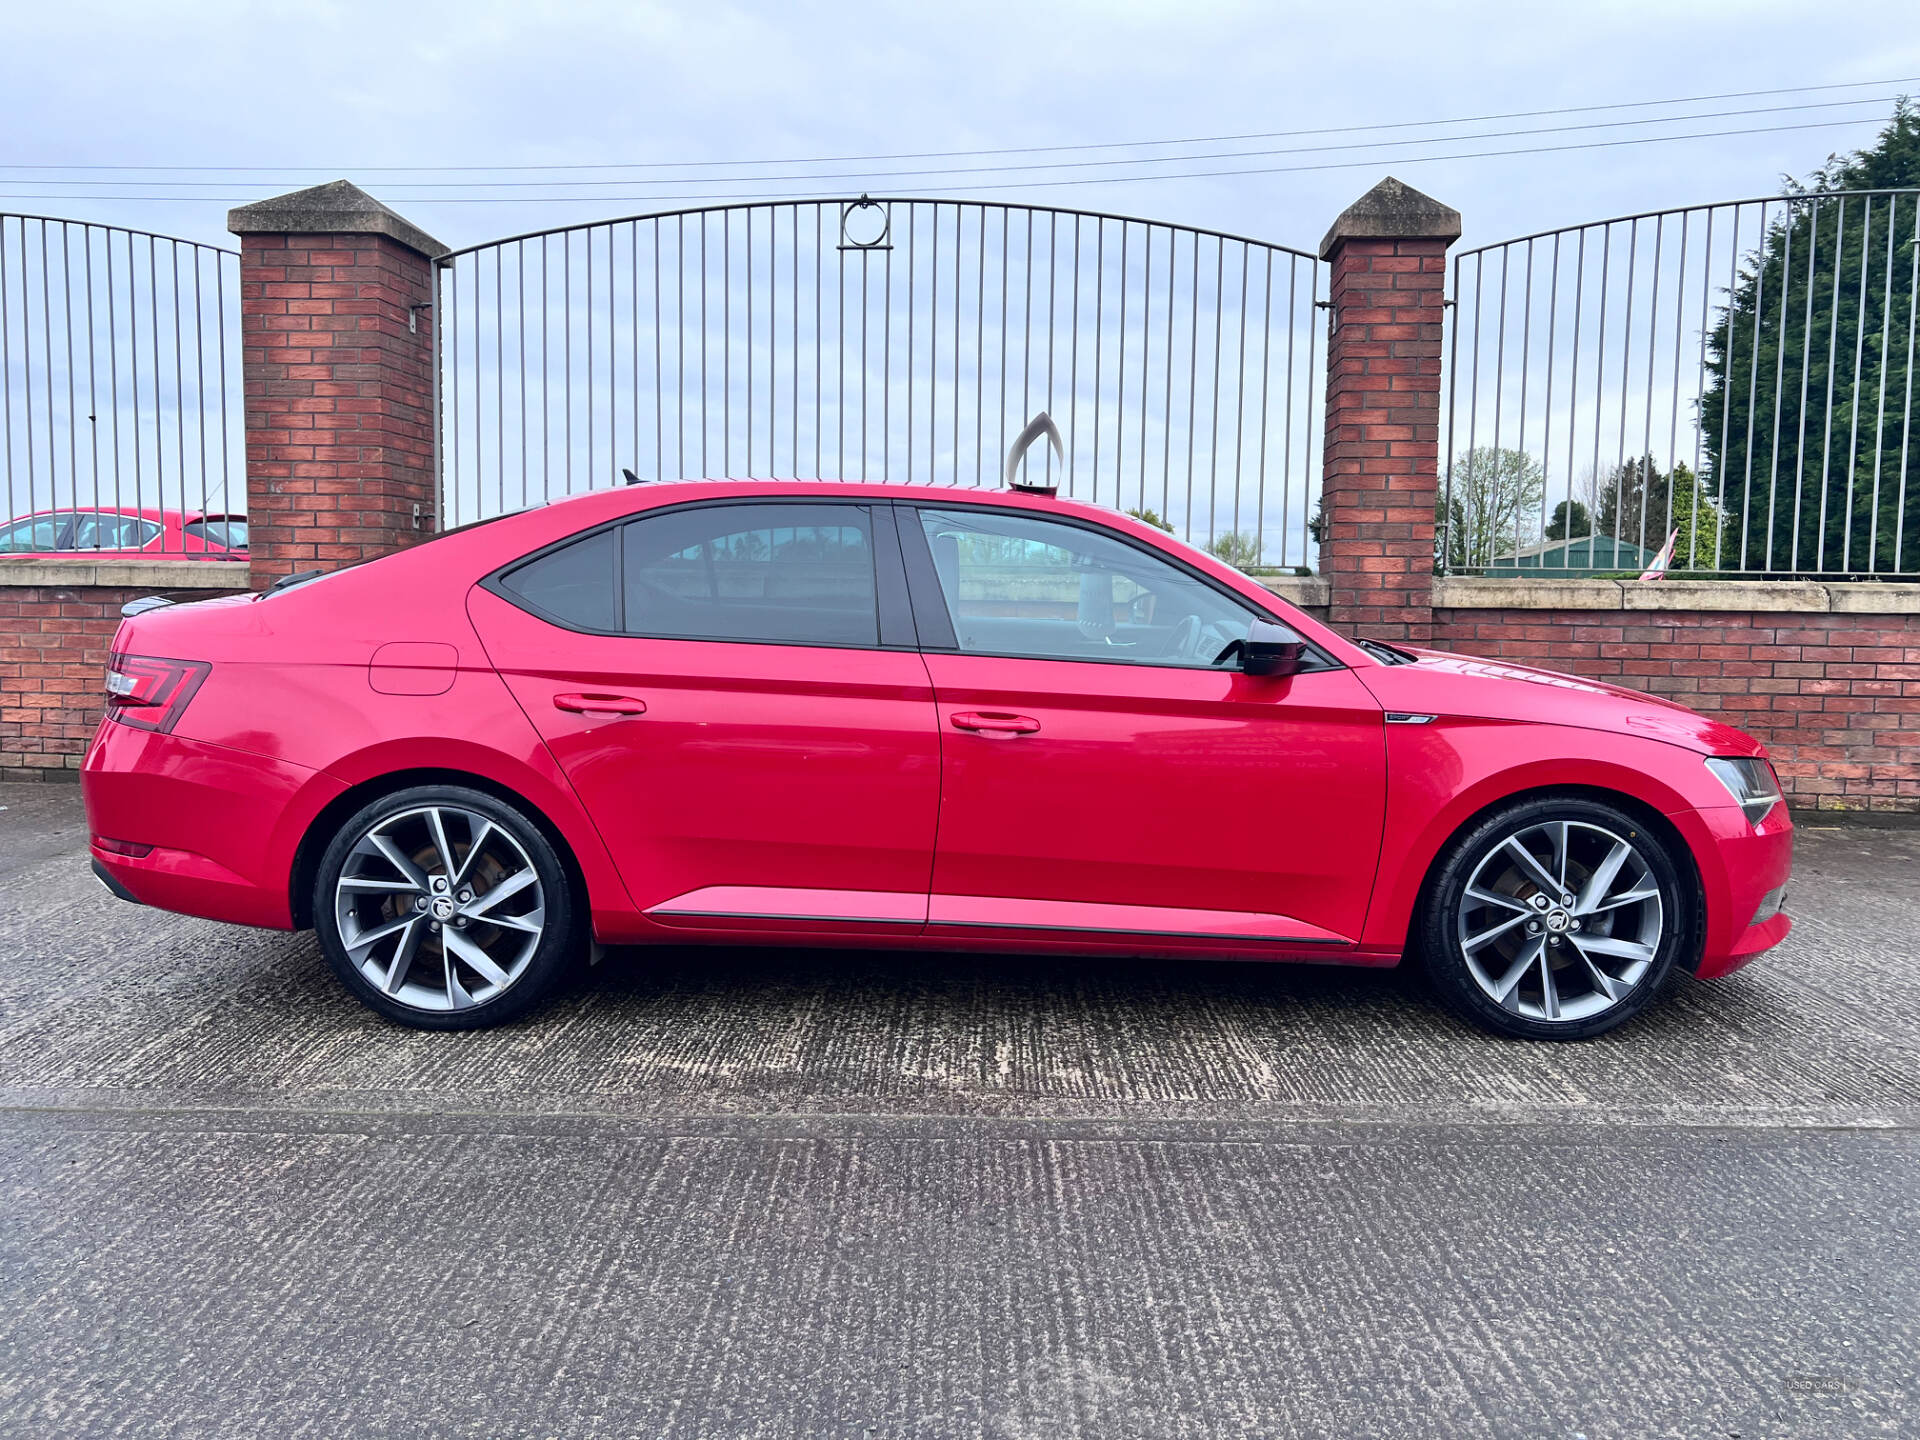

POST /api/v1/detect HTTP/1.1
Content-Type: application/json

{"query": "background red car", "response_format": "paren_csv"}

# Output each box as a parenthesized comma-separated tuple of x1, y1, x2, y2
(0, 506, 247, 559)
(81, 480, 1792, 1039)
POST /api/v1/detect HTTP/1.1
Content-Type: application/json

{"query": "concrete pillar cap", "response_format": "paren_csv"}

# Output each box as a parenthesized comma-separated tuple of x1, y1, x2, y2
(227, 180, 448, 260)
(1319, 177, 1461, 259)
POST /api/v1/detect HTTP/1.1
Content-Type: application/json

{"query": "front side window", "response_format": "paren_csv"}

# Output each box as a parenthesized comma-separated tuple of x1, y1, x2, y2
(623, 502, 877, 646)
(915, 507, 1258, 667)
(0, 514, 72, 552)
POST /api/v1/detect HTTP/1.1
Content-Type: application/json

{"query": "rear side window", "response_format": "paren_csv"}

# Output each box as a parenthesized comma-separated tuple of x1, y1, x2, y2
(499, 528, 618, 630)
(72, 512, 162, 549)
(622, 502, 877, 646)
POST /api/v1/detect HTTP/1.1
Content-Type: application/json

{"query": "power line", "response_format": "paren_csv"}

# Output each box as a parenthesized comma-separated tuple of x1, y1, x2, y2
(5, 94, 1902, 194)
(0, 113, 1897, 206)
(1, 74, 1913, 181)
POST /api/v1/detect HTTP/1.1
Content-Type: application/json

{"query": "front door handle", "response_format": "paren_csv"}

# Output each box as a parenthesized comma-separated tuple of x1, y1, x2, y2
(554, 692, 648, 717)
(950, 710, 1041, 736)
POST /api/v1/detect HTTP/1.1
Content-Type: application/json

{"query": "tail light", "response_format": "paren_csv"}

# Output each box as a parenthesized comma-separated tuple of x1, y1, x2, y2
(105, 654, 210, 733)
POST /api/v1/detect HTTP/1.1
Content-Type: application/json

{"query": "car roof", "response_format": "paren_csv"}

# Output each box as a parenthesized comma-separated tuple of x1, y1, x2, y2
(7, 506, 235, 523)
(488, 477, 1142, 542)
(583, 476, 1124, 518)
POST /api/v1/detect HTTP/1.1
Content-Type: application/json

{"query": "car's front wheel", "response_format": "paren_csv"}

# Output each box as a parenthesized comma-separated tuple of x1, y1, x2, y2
(314, 784, 581, 1030)
(1418, 796, 1693, 1040)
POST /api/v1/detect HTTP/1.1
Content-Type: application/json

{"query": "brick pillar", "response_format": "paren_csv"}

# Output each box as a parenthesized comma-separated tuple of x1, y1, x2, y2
(1318, 177, 1460, 643)
(228, 181, 447, 591)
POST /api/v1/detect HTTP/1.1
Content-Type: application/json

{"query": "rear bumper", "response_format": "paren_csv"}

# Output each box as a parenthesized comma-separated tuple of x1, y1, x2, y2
(1678, 802, 1795, 980)
(82, 719, 344, 930)
(91, 857, 140, 905)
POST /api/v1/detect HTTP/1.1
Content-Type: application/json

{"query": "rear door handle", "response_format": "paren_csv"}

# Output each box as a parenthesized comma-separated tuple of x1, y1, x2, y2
(950, 710, 1041, 736)
(553, 692, 648, 717)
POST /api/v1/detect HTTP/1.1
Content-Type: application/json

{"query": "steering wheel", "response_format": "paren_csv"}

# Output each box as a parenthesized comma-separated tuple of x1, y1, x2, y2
(1164, 614, 1200, 659)
(1195, 621, 1233, 664)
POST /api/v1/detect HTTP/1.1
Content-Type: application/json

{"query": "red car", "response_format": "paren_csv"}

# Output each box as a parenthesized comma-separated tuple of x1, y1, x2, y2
(0, 506, 247, 559)
(81, 480, 1792, 1039)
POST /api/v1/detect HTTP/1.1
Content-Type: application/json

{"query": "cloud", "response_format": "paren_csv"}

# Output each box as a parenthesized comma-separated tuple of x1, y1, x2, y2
(0, 1, 1906, 255)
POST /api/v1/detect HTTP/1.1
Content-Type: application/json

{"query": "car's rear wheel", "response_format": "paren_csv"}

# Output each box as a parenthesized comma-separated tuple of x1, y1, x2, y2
(1418, 796, 1692, 1041)
(314, 785, 581, 1030)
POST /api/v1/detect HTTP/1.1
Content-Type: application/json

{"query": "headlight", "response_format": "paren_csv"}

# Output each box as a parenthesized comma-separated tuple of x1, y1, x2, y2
(1705, 756, 1782, 826)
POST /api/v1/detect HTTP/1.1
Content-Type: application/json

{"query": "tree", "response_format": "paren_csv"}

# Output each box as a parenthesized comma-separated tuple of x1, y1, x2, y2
(1595, 455, 1655, 549)
(1701, 100, 1920, 573)
(1206, 531, 1261, 570)
(1596, 455, 1726, 570)
(1438, 446, 1546, 567)
(1546, 498, 1591, 541)
(1666, 462, 1726, 570)
(1125, 508, 1175, 533)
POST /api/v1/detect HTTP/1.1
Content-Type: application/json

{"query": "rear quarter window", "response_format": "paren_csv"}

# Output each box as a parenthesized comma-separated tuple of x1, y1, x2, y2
(498, 528, 618, 630)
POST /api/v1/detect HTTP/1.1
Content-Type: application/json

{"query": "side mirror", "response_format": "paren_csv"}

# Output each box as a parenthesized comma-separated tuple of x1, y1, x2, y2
(1214, 619, 1309, 677)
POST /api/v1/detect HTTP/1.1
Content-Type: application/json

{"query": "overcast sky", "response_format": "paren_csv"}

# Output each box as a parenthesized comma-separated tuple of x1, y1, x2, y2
(4, 0, 1917, 256)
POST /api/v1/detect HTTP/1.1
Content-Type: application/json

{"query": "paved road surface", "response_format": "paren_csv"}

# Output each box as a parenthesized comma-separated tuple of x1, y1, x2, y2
(1, 783, 1914, 1437)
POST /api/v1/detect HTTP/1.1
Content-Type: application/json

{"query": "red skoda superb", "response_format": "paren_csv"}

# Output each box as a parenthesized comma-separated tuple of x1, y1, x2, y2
(82, 480, 1793, 1039)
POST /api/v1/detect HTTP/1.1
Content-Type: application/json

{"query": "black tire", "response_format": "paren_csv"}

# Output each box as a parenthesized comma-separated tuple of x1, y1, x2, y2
(1417, 795, 1694, 1041)
(313, 784, 582, 1030)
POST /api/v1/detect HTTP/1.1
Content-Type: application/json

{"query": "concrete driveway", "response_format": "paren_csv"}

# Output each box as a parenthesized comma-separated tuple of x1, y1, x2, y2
(1, 783, 1914, 1438)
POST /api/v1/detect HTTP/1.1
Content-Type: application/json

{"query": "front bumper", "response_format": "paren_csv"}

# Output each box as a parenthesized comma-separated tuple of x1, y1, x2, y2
(82, 719, 343, 930)
(1680, 801, 1795, 980)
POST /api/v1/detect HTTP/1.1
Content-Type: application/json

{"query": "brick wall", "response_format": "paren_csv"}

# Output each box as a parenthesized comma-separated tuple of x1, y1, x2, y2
(1433, 604, 1920, 813)
(0, 578, 247, 781)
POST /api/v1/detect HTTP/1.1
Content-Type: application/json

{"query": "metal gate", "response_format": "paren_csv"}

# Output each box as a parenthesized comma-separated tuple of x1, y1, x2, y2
(1443, 188, 1920, 577)
(1, 214, 243, 551)
(434, 198, 1326, 567)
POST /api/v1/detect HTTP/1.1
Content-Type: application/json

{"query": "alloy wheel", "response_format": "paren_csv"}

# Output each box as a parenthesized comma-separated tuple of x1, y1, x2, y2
(332, 804, 547, 1013)
(1455, 820, 1664, 1024)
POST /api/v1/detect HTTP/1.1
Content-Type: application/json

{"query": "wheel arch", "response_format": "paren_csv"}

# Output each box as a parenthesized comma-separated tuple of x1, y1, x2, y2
(290, 767, 595, 931)
(1401, 782, 1706, 969)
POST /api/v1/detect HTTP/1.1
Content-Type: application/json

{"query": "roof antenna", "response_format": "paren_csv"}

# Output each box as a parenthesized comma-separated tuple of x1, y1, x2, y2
(621, 467, 643, 486)
(1004, 412, 1064, 495)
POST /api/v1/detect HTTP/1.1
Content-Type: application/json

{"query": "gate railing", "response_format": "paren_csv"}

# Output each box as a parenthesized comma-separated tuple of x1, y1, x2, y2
(1443, 188, 1920, 577)
(0, 215, 244, 558)
(434, 198, 1327, 568)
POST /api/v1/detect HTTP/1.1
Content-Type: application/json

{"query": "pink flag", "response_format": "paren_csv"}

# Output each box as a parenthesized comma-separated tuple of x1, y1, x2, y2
(1638, 528, 1679, 581)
